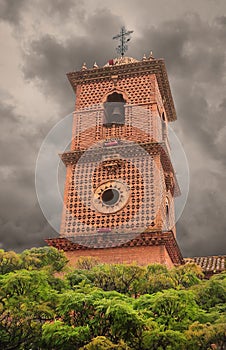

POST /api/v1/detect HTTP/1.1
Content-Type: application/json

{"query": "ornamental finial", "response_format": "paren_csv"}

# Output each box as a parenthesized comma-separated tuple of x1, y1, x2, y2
(149, 51, 154, 60)
(81, 62, 87, 70)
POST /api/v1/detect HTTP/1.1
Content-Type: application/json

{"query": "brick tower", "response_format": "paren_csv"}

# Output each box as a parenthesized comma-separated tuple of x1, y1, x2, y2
(46, 54, 184, 267)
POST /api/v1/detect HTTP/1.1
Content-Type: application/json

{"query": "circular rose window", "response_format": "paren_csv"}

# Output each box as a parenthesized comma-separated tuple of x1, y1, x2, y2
(92, 180, 130, 214)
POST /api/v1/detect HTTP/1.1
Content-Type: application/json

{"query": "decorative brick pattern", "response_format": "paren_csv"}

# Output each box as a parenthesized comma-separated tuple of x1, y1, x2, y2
(60, 145, 171, 238)
(71, 105, 163, 151)
(76, 74, 157, 109)
(47, 56, 183, 267)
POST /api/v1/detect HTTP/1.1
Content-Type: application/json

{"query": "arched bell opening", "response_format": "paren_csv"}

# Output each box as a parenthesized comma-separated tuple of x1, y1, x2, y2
(103, 92, 126, 126)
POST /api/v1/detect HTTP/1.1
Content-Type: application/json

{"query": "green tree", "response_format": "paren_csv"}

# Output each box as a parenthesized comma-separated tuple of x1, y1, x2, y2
(76, 256, 101, 270)
(81, 336, 130, 349)
(57, 289, 103, 329)
(41, 321, 90, 349)
(0, 248, 225, 350)
(193, 276, 226, 310)
(57, 287, 143, 348)
(148, 273, 176, 294)
(20, 246, 68, 272)
(136, 264, 176, 295)
(142, 328, 186, 350)
(185, 321, 226, 350)
(170, 263, 203, 288)
(0, 269, 56, 349)
(134, 289, 202, 331)
(91, 263, 146, 295)
(66, 269, 94, 289)
(95, 298, 145, 348)
(0, 249, 21, 274)
(147, 263, 169, 275)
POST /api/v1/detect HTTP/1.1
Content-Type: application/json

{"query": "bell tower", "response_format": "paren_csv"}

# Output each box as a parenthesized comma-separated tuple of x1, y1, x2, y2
(46, 52, 184, 267)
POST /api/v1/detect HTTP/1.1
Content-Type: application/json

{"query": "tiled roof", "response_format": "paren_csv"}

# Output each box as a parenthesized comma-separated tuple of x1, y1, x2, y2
(185, 256, 226, 273)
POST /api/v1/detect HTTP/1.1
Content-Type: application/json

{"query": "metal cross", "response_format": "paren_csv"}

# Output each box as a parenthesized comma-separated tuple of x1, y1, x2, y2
(113, 26, 134, 57)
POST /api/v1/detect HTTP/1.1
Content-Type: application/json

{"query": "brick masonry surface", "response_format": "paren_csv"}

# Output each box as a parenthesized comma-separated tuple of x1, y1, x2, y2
(47, 56, 183, 268)
(65, 245, 175, 268)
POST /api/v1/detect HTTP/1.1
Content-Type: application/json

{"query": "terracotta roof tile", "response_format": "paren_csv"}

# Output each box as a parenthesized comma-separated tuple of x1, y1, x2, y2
(184, 255, 226, 273)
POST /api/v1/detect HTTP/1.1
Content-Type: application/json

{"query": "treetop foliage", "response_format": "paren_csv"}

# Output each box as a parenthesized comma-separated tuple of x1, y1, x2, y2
(0, 249, 225, 349)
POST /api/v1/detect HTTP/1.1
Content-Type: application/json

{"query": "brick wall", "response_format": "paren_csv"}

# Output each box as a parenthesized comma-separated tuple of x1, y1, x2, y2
(57, 59, 180, 266)
(65, 245, 174, 268)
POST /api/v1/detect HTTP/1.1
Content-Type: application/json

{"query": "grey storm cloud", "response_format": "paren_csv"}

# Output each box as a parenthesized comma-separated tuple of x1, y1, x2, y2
(0, 102, 58, 250)
(0, 0, 83, 25)
(0, 0, 27, 25)
(0, 0, 226, 256)
(22, 9, 123, 106)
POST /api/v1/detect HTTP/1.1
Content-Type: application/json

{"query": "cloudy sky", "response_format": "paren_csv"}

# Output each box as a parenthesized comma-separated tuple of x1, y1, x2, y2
(0, 0, 226, 257)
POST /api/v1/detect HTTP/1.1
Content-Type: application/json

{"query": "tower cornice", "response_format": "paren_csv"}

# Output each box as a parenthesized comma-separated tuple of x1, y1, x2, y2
(60, 141, 180, 197)
(67, 58, 177, 122)
(46, 231, 184, 266)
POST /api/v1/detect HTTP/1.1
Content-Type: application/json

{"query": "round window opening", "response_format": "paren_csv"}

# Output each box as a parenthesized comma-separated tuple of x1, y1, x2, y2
(102, 188, 120, 206)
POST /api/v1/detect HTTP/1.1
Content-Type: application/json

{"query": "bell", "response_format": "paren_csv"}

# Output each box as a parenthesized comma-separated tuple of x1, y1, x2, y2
(111, 106, 123, 123)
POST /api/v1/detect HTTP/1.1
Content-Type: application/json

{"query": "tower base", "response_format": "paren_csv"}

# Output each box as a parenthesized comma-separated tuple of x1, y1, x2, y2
(45, 231, 184, 268)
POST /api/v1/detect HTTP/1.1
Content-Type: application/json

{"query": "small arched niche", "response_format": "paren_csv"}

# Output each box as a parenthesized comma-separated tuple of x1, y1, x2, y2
(165, 197, 170, 229)
(166, 197, 170, 216)
(103, 92, 126, 126)
(162, 112, 167, 140)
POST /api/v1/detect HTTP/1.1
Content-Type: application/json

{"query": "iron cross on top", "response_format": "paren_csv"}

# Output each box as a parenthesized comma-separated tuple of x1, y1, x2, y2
(113, 26, 134, 57)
